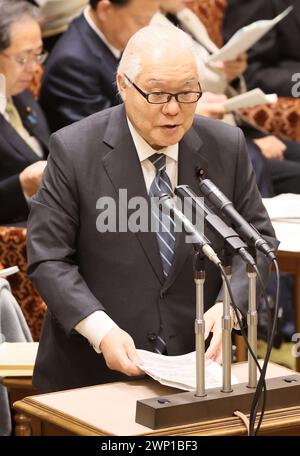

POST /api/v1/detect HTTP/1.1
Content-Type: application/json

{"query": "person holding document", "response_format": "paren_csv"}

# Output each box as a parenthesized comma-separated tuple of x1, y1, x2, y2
(27, 25, 277, 393)
(224, 0, 300, 97)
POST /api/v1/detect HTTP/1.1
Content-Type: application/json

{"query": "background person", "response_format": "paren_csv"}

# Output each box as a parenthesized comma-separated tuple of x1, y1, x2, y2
(0, 0, 49, 225)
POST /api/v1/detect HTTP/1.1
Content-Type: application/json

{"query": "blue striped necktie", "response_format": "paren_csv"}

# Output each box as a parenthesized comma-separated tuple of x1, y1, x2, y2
(148, 153, 175, 355)
(149, 153, 175, 278)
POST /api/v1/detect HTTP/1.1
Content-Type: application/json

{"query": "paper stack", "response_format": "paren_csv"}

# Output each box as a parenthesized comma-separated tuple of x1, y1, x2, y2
(224, 88, 277, 112)
(208, 6, 293, 63)
(137, 349, 238, 391)
(262, 194, 300, 252)
(0, 342, 38, 376)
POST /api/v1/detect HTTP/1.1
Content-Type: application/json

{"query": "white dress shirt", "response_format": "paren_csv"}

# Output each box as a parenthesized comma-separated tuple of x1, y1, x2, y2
(83, 6, 122, 59)
(75, 119, 179, 353)
(0, 74, 5, 114)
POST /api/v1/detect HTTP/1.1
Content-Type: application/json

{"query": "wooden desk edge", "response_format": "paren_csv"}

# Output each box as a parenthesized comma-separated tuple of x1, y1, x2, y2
(13, 397, 300, 436)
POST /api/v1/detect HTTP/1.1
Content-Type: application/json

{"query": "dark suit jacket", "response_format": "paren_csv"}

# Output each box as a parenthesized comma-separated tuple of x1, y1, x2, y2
(27, 104, 278, 393)
(39, 13, 121, 133)
(223, 0, 300, 96)
(0, 91, 49, 225)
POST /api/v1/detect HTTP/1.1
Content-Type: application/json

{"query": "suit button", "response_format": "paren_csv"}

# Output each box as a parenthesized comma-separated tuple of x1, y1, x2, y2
(147, 331, 157, 341)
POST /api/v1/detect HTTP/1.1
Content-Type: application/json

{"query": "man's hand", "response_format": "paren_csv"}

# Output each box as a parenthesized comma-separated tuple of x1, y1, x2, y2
(254, 136, 287, 160)
(204, 302, 223, 364)
(100, 327, 144, 376)
(212, 52, 248, 82)
(19, 160, 47, 197)
(196, 92, 227, 119)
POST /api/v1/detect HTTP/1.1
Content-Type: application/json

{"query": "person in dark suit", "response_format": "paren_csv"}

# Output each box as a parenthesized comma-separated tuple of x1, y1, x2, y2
(27, 25, 278, 393)
(0, 1, 50, 225)
(222, 0, 300, 195)
(223, 0, 300, 97)
(39, 0, 158, 132)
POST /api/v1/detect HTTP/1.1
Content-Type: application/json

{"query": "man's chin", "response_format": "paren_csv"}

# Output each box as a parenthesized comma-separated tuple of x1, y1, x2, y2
(151, 131, 185, 149)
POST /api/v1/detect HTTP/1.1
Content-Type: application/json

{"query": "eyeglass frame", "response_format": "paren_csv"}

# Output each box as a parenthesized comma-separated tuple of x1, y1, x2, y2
(124, 74, 202, 104)
(1, 50, 48, 66)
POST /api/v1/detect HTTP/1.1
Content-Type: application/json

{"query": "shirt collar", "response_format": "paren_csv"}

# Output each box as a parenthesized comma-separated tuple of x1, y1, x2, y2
(83, 6, 122, 60)
(0, 73, 7, 116)
(127, 117, 179, 163)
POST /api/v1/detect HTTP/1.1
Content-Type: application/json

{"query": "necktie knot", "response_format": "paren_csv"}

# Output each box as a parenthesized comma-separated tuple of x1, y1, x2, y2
(149, 153, 166, 173)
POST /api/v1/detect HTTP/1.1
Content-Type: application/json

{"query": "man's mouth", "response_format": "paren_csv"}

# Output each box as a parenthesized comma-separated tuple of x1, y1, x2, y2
(161, 124, 180, 130)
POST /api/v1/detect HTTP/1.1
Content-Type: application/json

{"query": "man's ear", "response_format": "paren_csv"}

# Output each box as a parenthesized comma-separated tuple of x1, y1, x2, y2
(117, 73, 127, 101)
(95, 0, 113, 21)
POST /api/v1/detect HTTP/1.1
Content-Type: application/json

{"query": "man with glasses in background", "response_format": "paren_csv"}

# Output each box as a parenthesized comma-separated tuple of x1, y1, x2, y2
(27, 25, 277, 393)
(0, 0, 49, 225)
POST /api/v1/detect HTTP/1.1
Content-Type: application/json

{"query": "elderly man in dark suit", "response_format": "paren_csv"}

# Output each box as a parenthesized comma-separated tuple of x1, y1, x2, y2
(0, 0, 49, 225)
(223, 0, 300, 97)
(39, 0, 158, 132)
(27, 24, 277, 393)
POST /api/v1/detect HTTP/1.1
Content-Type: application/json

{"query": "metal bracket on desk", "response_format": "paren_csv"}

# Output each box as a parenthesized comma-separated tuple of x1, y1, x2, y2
(136, 375, 300, 429)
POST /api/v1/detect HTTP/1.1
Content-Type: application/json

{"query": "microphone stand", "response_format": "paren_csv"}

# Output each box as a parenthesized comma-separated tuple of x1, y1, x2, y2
(193, 250, 206, 397)
(247, 249, 258, 388)
(221, 249, 233, 393)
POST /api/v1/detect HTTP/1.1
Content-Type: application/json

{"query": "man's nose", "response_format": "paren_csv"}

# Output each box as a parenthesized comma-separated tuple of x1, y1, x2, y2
(162, 96, 181, 115)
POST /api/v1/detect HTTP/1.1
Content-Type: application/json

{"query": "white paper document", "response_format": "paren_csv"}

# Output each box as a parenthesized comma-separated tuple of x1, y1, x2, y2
(262, 194, 300, 253)
(137, 349, 238, 391)
(0, 342, 38, 370)
(224, 88, 277, 112)
(208, 6, 293, 62)
(271, 221, 300, 253)
(262, 193, 300, 222)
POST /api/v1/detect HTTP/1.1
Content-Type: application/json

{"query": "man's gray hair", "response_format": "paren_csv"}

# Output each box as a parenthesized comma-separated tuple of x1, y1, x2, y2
(0, 0, 40, 53)
(118, 24, 201, 82)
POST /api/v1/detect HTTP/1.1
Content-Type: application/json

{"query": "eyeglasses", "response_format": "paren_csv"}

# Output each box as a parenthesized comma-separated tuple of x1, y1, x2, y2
(1, 50, 48, 66)
(124, 75, 202, 104)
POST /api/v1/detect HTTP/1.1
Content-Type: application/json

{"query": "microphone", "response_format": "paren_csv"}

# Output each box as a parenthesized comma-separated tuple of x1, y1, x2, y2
(198, 179, 276, 261)
(157, 194, 221, 266)
(175, 185, 256, 267)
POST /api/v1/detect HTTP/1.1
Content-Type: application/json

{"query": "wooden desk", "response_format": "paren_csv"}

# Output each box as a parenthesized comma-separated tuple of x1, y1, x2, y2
(14, 362, 300, 436)
(1, 377, 36, 436)
(277, 251, 300, 348)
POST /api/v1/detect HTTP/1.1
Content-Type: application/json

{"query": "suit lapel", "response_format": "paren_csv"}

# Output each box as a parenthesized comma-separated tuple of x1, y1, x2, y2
(162, 124, 208, 292)
(0, 112, 40, 162)
(101, 106, 165, 284)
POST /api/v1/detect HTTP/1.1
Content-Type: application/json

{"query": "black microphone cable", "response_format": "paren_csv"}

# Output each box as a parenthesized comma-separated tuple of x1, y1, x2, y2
(249, 259, 281, 435)
(218, 245, 279, 435)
